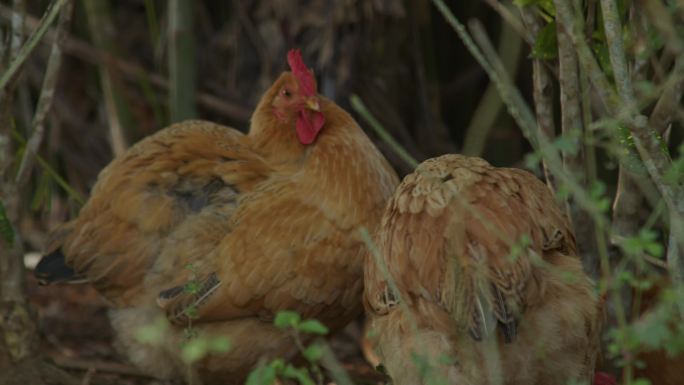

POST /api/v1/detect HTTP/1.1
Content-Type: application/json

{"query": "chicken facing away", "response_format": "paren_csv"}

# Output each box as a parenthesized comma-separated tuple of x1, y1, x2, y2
(35, 50, 399, 384)
(364, 154, 602, 385)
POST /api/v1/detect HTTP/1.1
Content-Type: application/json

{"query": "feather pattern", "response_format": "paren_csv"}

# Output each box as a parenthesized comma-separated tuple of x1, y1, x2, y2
(364, 154, 601, 385)
(40, 71, 399, 383)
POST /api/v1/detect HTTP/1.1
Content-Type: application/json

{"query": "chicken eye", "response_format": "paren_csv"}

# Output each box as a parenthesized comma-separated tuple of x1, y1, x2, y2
(280, 89, 291, 98)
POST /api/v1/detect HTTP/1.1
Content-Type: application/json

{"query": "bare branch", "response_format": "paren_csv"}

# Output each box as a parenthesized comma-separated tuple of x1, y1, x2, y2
(518, 10, 557, 191)
(551, 0, 602, 278)
(598, 0, 684, 284)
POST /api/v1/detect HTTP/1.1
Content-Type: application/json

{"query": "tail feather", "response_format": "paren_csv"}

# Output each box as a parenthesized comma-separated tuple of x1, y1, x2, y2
(34, 249, 82, 285)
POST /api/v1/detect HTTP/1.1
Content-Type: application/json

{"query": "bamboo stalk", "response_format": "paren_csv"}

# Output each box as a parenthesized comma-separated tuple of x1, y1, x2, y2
(0, 3, 253, 123)
(168, 0, 197, 123)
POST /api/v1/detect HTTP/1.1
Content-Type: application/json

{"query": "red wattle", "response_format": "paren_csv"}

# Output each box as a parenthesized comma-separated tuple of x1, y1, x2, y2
(296, 110, 325, 144)
(593, 372, 617, 385)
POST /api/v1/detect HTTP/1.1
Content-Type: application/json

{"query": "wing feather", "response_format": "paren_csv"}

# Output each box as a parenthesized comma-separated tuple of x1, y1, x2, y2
(51, 121, 269, 305)
(365, 154, 576, 343)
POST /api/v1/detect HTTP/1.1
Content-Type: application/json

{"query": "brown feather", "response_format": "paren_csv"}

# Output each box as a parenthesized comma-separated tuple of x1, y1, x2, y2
(364, 154, 601, 385)
(43, 73, 399, 383)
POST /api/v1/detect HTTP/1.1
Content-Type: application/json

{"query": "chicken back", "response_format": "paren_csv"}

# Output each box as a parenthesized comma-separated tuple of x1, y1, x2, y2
(364, 154, 601, 385)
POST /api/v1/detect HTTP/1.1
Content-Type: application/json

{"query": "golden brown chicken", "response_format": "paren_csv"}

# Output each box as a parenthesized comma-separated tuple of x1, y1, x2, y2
(364, 154, 601, 385)
(35, 50, 399, 384)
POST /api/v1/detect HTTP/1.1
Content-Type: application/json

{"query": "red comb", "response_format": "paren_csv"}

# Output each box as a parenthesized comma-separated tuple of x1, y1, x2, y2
(287, 49, 316, 97)
(593, 372, 617, 385)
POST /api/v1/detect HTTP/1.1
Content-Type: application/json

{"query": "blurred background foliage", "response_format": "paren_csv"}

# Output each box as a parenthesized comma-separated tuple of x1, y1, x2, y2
(0, 0, 683, 384)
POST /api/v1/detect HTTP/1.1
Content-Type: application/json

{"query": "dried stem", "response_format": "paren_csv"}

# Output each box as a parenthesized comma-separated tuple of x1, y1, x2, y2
(14, 0, 73, 188)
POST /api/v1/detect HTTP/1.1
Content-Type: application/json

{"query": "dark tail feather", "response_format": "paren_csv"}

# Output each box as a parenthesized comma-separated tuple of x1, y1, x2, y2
(34, 249, 78, 285)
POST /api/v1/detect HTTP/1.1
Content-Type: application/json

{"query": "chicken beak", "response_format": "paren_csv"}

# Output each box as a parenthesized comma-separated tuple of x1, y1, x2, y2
(305, 97, 320, 112)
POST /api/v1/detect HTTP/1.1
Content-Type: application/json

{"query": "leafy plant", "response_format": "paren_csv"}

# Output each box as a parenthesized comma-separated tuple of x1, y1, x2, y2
(246, 310, 335, 385)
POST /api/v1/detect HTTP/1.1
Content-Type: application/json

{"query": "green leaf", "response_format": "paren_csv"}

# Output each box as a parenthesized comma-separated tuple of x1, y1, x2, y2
(183, 281, 201, 294)
(588, 181, 610, 213)
(298, 319, 329, 335)
(632, 379, 652, 385)
(134, 316, 169, 345)
(274, 310, 301, 329)
(30, 171, 51, 211)
(513, 0, 555, 15)
(303, 343, 324, 362)
(209, 336, 232, 353)
(282, 364, 315, 385)
(0, 200, 14, 247)
(182, 338, 208, 363)
(531, 21, 558, 60)
(553, 131, 580, 155)
(245, 363, 278, 385)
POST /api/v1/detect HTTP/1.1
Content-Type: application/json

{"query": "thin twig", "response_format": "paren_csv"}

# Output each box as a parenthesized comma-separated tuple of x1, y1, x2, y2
(0, 0, 65, 91)
(552, 0, 601, 277)
(9, 0, 26, 62)
(350, 95, 419, 168)
(52, 355, 154, 378)
(557, 0, 682, 225)
(462, 20, 522, 157)
(11, 130, 84, 204)
(518, 9, 556, 190)
(648, 57, 684, 135)
(14, 0, 73, 188)
(598, 0, 684, 284)
(481, 0, 533, 46)
(432, 1, 608, 226)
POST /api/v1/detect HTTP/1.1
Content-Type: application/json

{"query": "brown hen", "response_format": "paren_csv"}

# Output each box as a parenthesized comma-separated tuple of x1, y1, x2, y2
(35, 50, 399, 384)
(364, 154, 601, 385)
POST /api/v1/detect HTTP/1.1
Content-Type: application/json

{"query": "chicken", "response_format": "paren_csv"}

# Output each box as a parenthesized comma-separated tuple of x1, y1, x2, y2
(34, 50, 399, 384)
(364, 154, 602, 385)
